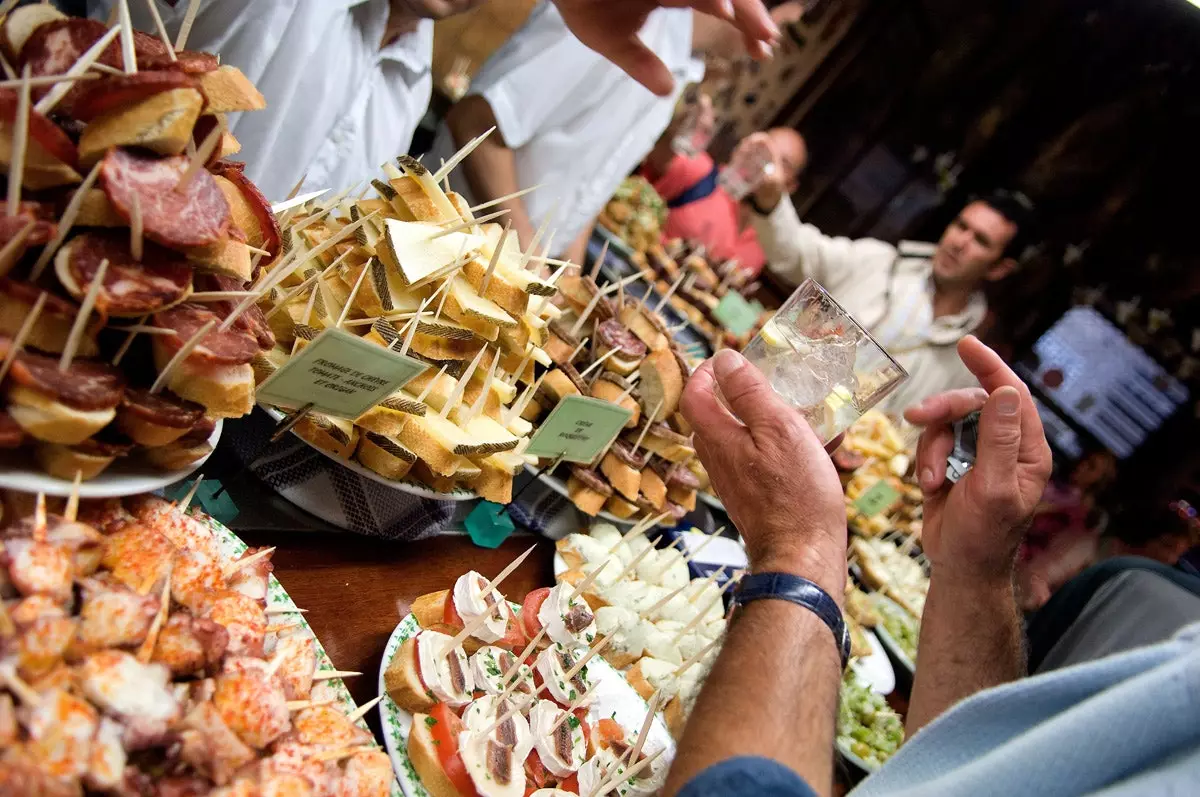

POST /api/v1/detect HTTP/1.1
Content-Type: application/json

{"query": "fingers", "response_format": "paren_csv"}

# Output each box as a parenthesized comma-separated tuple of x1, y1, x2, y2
(915, 426, 955, 493)
(903, 388, 989, 427)
(730, 0, 781, 43)
(957, 335, 1049, 464)
(708, 349, 794, 440)
(970, 386, 1023, 504)
(594, 35, 676, 97)
(680, 359, 748, 450)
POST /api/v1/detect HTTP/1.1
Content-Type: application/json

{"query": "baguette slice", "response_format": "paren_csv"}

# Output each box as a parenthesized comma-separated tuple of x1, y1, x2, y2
(604, 493, 640, 520)
(356, 432, 417, 481)
(568, 473, 612, 517)
(407, 711, 463, 797)
(639, 467, 667, 511)
(600, 451, 641, 502)
(71, 189, 125, 226)
(198, 65, 267, 113)
(186, 237, 253, 282)
(410, 589, 450, 629)
(8, 385, 115, 445)
(35, 441, 116, 481)
(590, 375, 639, 429)
(638, 349, 683, 423)
(355, 393, 426, 438)
(383, 639, 436, 714)
(79, 88, 204, 167)
(667, 484, 697, 512)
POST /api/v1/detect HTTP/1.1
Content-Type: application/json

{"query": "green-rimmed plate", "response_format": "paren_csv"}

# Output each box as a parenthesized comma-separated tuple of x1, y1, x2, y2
(378, 609, 677, 797)
(202, 514, 403, 797)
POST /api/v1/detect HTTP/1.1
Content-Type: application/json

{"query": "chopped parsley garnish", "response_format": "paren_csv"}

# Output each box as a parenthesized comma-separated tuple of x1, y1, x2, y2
(586, 633, 595, 642)
(486, 661, 501, 677)
(569, 689, 577, 701)
(567, 716, 581, 729)
(425, 716, 437, 728)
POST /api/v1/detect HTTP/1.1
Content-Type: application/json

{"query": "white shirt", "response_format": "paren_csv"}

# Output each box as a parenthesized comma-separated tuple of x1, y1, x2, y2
(428, 2, 703, 249)
(88, 1, 432, 202)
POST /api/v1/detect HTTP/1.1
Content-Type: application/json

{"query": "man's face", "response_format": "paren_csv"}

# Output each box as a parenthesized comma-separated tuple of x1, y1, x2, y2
(931, 201, 1018, 287)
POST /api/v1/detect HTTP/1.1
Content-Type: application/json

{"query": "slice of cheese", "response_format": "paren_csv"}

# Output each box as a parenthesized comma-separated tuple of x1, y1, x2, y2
(379, 219, 483, 289)
(445, 276, 516, 329)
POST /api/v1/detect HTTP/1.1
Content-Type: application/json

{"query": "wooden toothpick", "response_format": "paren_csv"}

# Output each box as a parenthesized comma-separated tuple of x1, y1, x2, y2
(567, 559, 609, 601)
(432, 126, 496, 183)
(222, 546, 275, 580)
(150, 318, 214, 393)
(589, 239, 609, 282)
(30, 160, 104, 280)
(141, 0, 177, 61)
(347, 696, 382, 723)
(479, 221, 510, 296)
(335, 261, 371, 328)
(448, 608, 499, 649)
(116, 0, 137, 74)
(631, 402, 662, 454)
(175, 474, 204, 513)
(497, 627, 546, 700)
(593, 749, 664, 797)
(562, 635, 611, 682)
(430, 208, 509, 240)
(0, 291, 45, 383)
(174, 0, 201, 51)
(684, 526, 726, 564)
(548, 683, 598, 735)
(437, 346, 487, 420)
(312, 670, 360, 681)
(578, 348, 618, 379)
(36, 25, 122, 114)
(672, 576, 741, 644)
(674, 636, 723, 676)
(624, 690, 662, 769)
(468, 184, 542, 214)
(480, 544, 537, 595)
(654, 272, 687, 314)
(642, 580, 693, 620)
(176, 117, 226, 192)
(64, 470, 83, 523)
(59, 258, 108, 372)
(6, 65, 30, 214)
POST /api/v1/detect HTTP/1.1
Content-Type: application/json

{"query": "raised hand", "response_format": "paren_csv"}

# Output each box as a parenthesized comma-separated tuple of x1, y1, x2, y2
(552, 0, 780, 96)
(903, 336, 1054, 585)
(680, 349, 846, 597)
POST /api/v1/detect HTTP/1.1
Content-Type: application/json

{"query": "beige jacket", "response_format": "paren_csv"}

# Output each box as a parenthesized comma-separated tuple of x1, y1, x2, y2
(749, 195, 986, 414)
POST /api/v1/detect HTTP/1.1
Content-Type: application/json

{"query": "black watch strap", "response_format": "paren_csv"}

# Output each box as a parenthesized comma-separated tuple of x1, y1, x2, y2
(734, 572, 850, 668)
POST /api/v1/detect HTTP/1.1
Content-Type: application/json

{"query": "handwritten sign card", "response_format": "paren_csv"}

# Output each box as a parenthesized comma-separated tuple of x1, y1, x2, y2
(525, 395, 634, 463)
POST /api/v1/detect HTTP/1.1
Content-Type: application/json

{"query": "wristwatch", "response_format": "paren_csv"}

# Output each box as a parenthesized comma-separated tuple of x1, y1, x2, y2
(733, 572, 851, 669)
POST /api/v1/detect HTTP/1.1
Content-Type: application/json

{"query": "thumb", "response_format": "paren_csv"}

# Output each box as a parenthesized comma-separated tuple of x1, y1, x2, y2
(711, 349, 792, 436)
(972, 386, 1023, 494)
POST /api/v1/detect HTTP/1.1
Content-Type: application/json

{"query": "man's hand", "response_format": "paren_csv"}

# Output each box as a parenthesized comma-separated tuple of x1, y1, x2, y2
(681, 349, 846, 596)
(904, 336, 1054, 586)
(553, 0, 780, 97)
(735, 131, 787, 211)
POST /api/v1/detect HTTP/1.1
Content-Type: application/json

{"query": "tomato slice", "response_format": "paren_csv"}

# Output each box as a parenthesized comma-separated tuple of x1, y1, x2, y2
(428, 703, 463, 767)
(443, 595, 465, 629)
(524, 750, 551, 789)
(596, 718, 624, 745)
(444, 751, 480, 797)
(560, 773, 580, 793)
(497, 616, 525, 650)
(521, 587, 552, 639)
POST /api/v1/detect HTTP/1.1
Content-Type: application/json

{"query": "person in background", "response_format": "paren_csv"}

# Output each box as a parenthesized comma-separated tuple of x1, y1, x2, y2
(90, 1, 780, 202)
(743, 131, 1034, 412)
(431, 1, 792, 264)
(1106, 500, 1200, 567)
(640, 100, 807, 279)
(664, 338, 1199, 796)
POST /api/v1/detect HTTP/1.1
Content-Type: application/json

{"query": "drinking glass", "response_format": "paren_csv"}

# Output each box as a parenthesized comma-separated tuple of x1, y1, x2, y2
(739, 279, 908, 444)
(718, 137, 776, 201)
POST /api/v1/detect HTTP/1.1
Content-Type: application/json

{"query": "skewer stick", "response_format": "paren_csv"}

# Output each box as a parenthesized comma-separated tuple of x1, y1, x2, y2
(562, 635, 612, 682)
(685, 567, 728, 602)
(175, 474, 204, 513)
(482, 695, 528, 737)
(437, 346, 487, 420)
(266, 622, 301, 635)
(37, 25, 122, 114)
(466, 353, 499, 422)
(503, 370, 547, 425)
(642, 580, 693, 619)
(6, 65, 30, 214)
(548, 684, 598, 735)
(176, 118, 225, 191)
(335, 262, 371, 328)
(683, 527, 725, 564)
(59, 258, 108, 372)
(217, 252, 298, 331)
(567, 559, 609, 601)
(111, 313, 149, 366)
(593, 748, 664, 796)
(188, 291, 258, 302)
(286, 698, 338, 712)
(468, 184, 542, 214)
(137, 568, 172, 663)
(479, 221, 510, 296)
(430, 208, 509, 240)
(578, 348, 618, 379)
(622, 691, 661, 767)
(672, 577, 740, 644)
(480, 544, 537, 595)
(265, 606, 308, 616)
(674, 636, 723, 677)
(141, 0, 177, 60)
(0, 50, 12, 81)
(610, 539, 662, 583)
(0, 291, 45, 383)
(264, 270, 323, 320)
(222, 546, 275, 580)
(397, 300, 434, 357)
(174, 0, 202, 51)
(615, 381, 638, 404)
(531, 261, 575, 316)
(0, 218, 34, 273)
(589, 239, 609, 281)
(30, 160, 104, 279)
(654, 272, 687, 314)
(313, 670, 360, 681)
(448, 608, 499, 650)
(567, 337, 590, 363)
(0, 72, 101, 90)
(149, 318, 213, 393)
(630, 401, 662, 455)
(507, 348, 535, 388)
(32, 492, 46, 542)
(497, 627, 546, 698)
(414, 365, 448, 404)
(129, 193, 144, 260)
(314, 744, 376, 763)
(116, 0, 137, 74)
(0, 671, 40, 706)
(432, 126, 496, 183)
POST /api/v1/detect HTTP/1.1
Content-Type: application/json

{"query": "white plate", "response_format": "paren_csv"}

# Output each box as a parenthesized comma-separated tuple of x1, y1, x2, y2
(203, 514, 402, 796)
(0, 419, 222, 498)
(676, 530, 747, 569)
(378, 610, 676, 797)
(871, 594, 917, 674)
(848, 629, 895, 696)
(262, 407, 475, 502)
(528, 464, 636, 525)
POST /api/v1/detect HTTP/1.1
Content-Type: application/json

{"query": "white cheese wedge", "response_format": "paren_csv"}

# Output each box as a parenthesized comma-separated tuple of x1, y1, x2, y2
(380, 219, 484, 288)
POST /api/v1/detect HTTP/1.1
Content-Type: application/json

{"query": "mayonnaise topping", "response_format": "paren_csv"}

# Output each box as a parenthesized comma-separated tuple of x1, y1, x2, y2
(470, 646, 534, 707)
(535, 644, 594, 707)
(639, 621, 681, 665)
(562, 533, 612, 565)
(452, 571, 509, 643)
(537, 583, 596, 649)
(594, 606, 639, 637)
(529, 699, 586, 777)
(458, 729, 526, 797)
(415, 629, 474, 706)
(635, 656, 680, 698)
(462, 694, 534, 763)
(597, 581, 649, 612)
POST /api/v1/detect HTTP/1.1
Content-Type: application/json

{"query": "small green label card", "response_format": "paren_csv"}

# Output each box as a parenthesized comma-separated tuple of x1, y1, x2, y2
(854, 480, 900, 517)
(525, 395, 634, 463)
(256, 328, 428, 419)
(713, 291, 761, 336)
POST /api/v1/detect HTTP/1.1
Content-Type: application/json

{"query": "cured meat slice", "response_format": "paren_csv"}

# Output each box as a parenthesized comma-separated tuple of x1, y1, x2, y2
(120, 388, 205, 430)
(0, 278, 102, 356)
(140, 50, 219, 75)
(0, 409, 24, 448)
(153, 304, 257, 366)
(209, 159, 281, 260)
(7, 350, 124, 410)
(597, 319, 648, 358)
(194, 273, 274, 351)
(100, 147, 231, 249)
(0, 203, 56, 248)
(56, 231, 193, 317)
(71, 71, 201, 122)
(19, 19, 119, 79)
(0, 88, 80, 168)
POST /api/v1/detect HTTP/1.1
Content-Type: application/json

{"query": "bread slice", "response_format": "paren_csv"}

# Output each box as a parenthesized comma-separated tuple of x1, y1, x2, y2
(79, 88, 204, 166)
(71, 189, 125, 227)
(8, 385, 115, 445)
(619, 305, 669, 352)
(665, 695, 688, 739)
(294, 415, 358, 459)
(410, 589, 450, 629)
(600, 451, 641, 502)
(461, 258, 530, 317)
(626, 658, 669, 702)
(639, 467, 667, 511)
(539, 369, 581, 405)
(445, 276, 517, 331)
(387, 156, 460, 221)
(638, 349, 683, 423)
(186, 237, 254, 282)
(568, 474, 612, 517)
(383, 638, 435, 714)
(215, 175, 266, 250)
(590, 377, 639, 429)
(604, 494, 640, 520)
(557, 569, 609, 613)
(667, 483, 697, 512)
(142, 436, 213, 471)
(473, 452, 519, 504)
(198, 65, 267, 113)
(554, 538, 585, 571)
(355, 393, 425, 438)
(356, 432, 417, 481)
(154, 352, 254, 419)
(3, 4, 65, 60)
(35, 441, 115, 481)
(407, 712, 461, 797)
